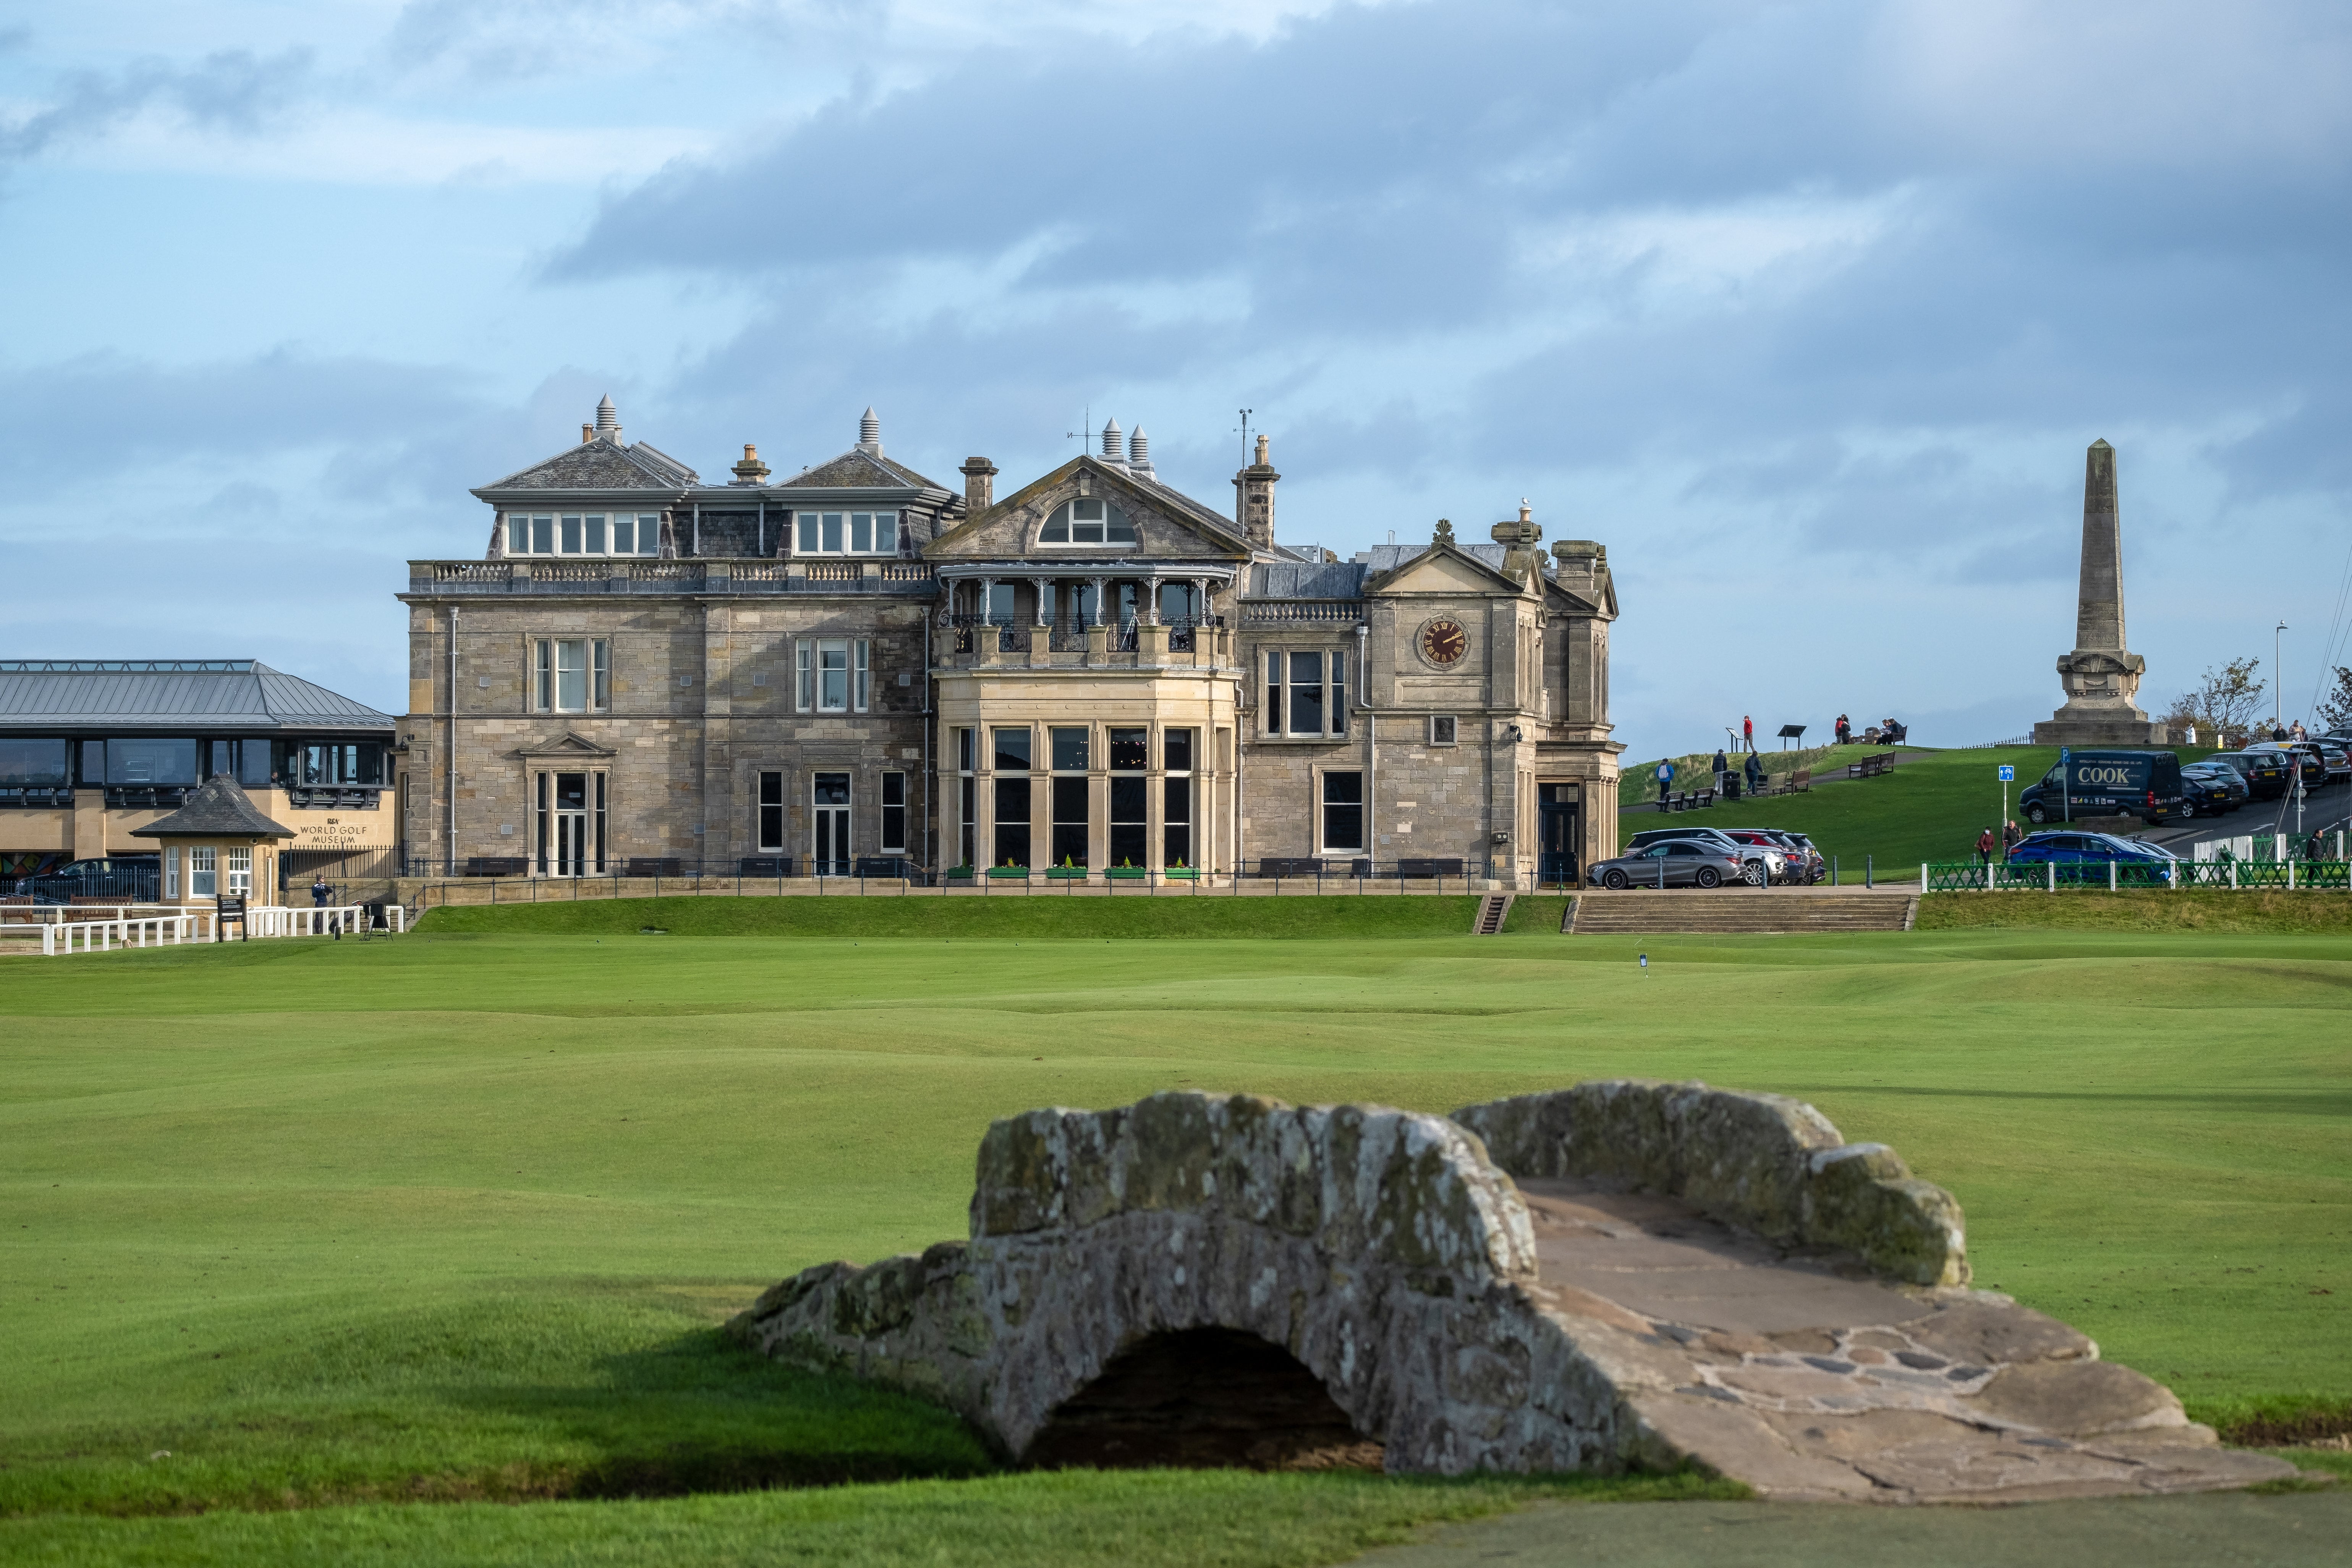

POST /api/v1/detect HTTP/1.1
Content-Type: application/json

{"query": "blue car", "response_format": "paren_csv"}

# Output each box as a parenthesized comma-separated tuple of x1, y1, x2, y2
(2003, 831, 2177, 884)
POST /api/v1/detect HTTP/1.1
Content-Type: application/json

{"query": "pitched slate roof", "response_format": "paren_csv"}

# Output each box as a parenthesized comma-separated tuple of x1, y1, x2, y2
(1248, 561, 1369, 599)
(475, 436, 698, 494)
(0, 661, 394, 732)
(776, 448, 952, 492)
(129, 774, 296, 839)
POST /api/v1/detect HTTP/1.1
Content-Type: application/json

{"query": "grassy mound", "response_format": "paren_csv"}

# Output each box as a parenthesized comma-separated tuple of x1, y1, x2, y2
(416, 893, 1495, 939)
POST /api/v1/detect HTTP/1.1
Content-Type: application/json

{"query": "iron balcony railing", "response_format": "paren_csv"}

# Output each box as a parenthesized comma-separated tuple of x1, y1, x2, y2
(408, 561, 938, 595)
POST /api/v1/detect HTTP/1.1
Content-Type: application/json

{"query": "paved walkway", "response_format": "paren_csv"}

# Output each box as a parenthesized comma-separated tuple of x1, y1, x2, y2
(1347, 1489, 2349, 1567)
(1517, 1178, 2292, 1502)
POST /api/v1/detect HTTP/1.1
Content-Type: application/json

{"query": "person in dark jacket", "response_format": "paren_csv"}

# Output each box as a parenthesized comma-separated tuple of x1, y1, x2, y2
(311, 875, 333, 908)
(1712, 749, 1730, 797)
(1743, 752, 1765, 793)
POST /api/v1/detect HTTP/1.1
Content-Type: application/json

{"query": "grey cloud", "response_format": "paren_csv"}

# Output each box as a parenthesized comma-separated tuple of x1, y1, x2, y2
(0, 46, 314, 165)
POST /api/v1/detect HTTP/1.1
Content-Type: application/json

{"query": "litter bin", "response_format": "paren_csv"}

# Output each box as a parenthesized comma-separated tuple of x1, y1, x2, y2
(1723, 775, 1741, 800)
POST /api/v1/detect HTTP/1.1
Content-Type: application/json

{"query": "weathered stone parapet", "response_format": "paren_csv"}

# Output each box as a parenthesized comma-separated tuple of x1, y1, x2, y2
(1450, 1079, 1968, 1287)
(731, 1091, 1662, 1473)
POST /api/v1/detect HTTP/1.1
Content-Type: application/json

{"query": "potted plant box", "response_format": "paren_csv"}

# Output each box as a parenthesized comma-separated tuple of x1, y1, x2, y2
(1044, 864, 1089, 881)
(1104, 865, 1150, 881)
(986, 865, 1031, 880)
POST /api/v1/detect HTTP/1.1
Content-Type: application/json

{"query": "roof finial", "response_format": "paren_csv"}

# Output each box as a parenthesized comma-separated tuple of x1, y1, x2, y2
(596, 395, 618, 434)
(1100, 418, 1124, 464)
(1434, 517, 1455, 546)
(1127, 426, 1154, 477)
(1519, 498, 1532, 523)
(858, 407, 882, 456)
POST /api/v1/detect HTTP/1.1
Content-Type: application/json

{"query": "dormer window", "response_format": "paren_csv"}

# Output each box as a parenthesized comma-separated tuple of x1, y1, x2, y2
(505, 512, 660, 557)
(795, 510, 900, 555)
(1038, 499, 1137, 546)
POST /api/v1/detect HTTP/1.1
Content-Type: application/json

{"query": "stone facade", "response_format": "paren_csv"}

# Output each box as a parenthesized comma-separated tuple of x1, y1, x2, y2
(397, 406, 1620, 881)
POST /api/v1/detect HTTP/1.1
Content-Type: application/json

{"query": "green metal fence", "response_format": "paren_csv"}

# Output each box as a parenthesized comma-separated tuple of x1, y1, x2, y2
(1925, 859, 2351, 892)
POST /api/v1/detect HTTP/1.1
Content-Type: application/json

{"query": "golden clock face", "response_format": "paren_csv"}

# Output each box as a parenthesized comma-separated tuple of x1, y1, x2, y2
(1419, 619, 1467, 665)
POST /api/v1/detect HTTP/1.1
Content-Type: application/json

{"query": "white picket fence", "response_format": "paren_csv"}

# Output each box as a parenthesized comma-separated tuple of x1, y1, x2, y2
(36, 904, 403, 957)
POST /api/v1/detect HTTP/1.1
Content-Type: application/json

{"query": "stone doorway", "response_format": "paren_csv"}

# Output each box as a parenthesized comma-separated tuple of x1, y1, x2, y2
(1025, 1328, 1381, 1472)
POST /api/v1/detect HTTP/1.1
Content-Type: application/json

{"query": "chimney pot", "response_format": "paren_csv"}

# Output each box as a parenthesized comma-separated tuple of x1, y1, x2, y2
(582, 424, 594, 444)
(960, 456, 998, 513)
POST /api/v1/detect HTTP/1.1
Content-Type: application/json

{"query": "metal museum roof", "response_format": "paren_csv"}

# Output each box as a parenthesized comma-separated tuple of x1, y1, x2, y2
(0, 661, 395, 733)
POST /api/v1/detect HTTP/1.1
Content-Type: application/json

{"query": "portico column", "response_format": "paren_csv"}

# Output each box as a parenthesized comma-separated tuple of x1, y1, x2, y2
(1191, 576, 1210, 623)
(1142, 576, 1162, 625)
(1030, 577, 1052, 627)
(1091, 577, 1107, 626)
(979, 577, 997, 621)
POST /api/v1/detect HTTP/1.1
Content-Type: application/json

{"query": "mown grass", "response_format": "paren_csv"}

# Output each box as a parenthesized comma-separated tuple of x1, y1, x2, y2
(417, 892, 1492, 939)
(2, 918, 2345, 1558)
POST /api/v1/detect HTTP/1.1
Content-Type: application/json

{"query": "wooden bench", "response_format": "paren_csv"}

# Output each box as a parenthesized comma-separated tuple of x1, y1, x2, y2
(852, 856, 907, 879)
(463, 856, 528, 877)
(625, 857, 683, 878)
(1257, 857, 1326, 877)
(1397, 858, 1467, 879)
(738, 856, 795, 877)
(1847, 755, 1895, 780)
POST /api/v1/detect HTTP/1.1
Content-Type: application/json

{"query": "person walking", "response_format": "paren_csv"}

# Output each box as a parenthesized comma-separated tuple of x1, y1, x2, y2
(1743, 751, 1765, 795)
(1654, 759, 1675, 804)
(310, 874, 332, 908)
(2002, 820, 2023, 858)
(1742, 715, 1755, 754)
(1711, 748, 1729, 799)
(1976, 826, 1996, 869)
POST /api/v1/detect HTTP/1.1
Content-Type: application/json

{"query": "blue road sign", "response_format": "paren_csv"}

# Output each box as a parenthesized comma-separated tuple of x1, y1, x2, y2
(1998, 765, 2015, 782)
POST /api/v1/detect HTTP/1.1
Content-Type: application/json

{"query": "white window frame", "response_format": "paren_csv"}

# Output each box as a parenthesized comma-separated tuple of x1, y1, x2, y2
(533, 638, 610, 714)
(164, 846, 179, 899)
(796, 638, 871, 714)
(505, 511, 660, 558)
(1429, 714, 1458, 746)
(189, 845, 216, 898)
(1036, 498, 1138, 547)
(1262, 648, 1349, 738)
(226, 846, 252, 896)
(793, 510, 901, 556)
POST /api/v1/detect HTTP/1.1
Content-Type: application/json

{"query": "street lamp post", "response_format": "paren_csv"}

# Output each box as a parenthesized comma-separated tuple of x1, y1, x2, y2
(2275, 620, 2288, 728)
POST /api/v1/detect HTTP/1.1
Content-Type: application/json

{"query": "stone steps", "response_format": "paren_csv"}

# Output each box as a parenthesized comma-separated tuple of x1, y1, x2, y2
(1570, 894, 1915, 934)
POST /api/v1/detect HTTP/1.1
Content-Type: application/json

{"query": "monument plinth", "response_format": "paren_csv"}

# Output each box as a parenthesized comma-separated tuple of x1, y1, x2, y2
(2032, 439, 2164, 746)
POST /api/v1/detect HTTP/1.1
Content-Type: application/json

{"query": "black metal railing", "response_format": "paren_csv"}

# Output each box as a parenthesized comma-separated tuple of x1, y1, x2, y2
(0, 785, 74, 809)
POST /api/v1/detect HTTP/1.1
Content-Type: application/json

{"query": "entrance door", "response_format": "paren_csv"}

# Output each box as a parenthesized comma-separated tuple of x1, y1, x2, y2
(1538, 783, 1580, 887)
(813, 772, 851, 874)
(552, 772, 589, 876)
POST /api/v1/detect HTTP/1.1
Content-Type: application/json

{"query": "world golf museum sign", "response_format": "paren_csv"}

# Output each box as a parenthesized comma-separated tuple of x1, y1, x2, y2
(288, 815, 393, 851)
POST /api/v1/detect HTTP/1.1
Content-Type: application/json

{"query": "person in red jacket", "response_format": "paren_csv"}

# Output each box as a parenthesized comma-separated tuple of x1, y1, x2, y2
(1742, 714, 1755, 753)
(1976, 827, 1996, 868)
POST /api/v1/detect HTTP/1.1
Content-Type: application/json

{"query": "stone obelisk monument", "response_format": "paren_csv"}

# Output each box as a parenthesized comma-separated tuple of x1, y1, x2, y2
(2032, 439, 2162, 744)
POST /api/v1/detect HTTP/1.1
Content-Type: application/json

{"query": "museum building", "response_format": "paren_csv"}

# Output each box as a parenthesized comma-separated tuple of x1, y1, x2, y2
(396, 401, 1622, 883)
(0, 660, 397, 884)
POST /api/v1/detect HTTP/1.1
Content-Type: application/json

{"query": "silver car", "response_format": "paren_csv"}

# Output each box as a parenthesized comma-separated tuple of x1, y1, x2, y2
(1588, 838, 1750, 891)
(1624, 825, 1782, 885)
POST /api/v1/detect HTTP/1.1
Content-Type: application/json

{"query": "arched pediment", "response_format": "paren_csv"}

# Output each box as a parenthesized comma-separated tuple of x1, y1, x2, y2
(926, 457, 1251, 564)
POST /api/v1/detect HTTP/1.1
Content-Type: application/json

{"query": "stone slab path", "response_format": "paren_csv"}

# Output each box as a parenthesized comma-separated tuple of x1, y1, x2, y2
(1345, 1490, 2349, 1568)
(1517, 1178, 2297, 1503)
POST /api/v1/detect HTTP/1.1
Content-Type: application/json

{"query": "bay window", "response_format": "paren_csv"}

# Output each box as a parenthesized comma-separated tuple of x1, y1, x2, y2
(533, 639, 609, 713)
(505, 512, 659, 557)
(795, 638, 870, 713)
(1264, 650, 1348, 737)
(794, 511, 900, 555)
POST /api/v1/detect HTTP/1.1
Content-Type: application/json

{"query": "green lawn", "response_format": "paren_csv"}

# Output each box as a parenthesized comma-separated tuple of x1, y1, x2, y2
(1638, 744, 2219, 873)
(3, 912, 2346, 1563)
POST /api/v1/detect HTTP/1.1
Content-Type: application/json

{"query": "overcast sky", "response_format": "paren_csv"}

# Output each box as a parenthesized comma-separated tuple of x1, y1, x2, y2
(4, 0, 2348, 761)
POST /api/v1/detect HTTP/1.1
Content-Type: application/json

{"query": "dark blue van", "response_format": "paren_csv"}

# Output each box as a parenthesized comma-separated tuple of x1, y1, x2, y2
(2018, 750, 2186, 825)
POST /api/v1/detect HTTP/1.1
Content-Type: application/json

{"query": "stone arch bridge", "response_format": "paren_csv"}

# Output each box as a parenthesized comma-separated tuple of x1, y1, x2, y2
(730, 1082, 2291, 1502)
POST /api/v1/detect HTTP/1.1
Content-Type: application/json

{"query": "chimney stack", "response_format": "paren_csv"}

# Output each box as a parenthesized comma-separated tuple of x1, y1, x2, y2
(1235, 434, 1279, 554)
(731, 443, 771, 485)
(960, 456, 998, 513)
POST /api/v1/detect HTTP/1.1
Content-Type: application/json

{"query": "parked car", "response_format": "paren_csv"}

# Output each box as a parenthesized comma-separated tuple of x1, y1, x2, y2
(2003, 831, 2178, 884)
(2177, 761, 2249, 816)
(2017, 749, 2187, 824)
(1624, 825, 1782, 885)
(2204, 750, 2293, 801)
(1587, 839, 1750, 891)
(2246, 742, 2327, 790)
(12, 854, 161, 905)
(1722, 828, 1823, 884)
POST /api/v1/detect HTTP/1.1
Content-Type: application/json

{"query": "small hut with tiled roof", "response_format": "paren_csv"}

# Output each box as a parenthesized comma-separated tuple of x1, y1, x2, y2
(131, 773, 296, 909)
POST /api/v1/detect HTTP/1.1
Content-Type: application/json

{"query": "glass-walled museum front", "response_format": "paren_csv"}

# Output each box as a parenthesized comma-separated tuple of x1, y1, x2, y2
(0, 736, 387, 808)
